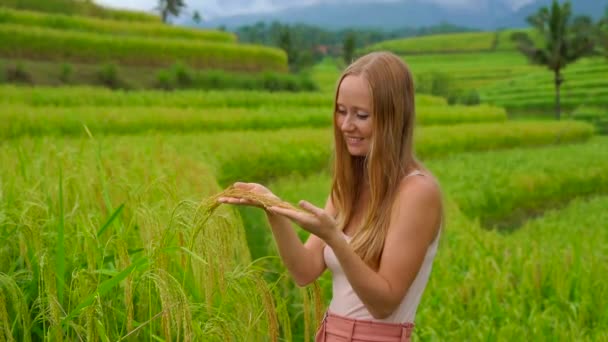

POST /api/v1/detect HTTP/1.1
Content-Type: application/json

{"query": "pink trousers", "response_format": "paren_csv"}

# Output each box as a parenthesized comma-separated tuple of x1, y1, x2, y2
(315, 311, 415, 342)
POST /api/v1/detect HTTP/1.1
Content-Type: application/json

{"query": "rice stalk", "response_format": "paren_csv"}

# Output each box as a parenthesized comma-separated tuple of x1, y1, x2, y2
(0, 273, 31, 341)
(301, 286, 311, 342)
(116, 240, 134, 334)
(138, 269, 193, 342)
(41, 252, 63, 341)
(0, 292, 13, 342)
(253, 276, 279, 342)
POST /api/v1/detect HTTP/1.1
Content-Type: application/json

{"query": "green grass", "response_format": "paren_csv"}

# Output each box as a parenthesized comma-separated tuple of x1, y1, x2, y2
(0, 23, 287, 72)
(0, 0, 161, 22)
(0, 7, 235, 43)
(0, 136, 294, 341)
(0, 85, 447, 107)
(250, 137, 608, 340)
(0, 103, 508, 139)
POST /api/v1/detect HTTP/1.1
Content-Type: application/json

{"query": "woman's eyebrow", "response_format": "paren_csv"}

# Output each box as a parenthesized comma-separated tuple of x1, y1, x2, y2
(336, 103, 369, 112)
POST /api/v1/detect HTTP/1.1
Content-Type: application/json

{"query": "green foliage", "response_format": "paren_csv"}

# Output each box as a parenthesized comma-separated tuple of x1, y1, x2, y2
(0, 24, 288, 73)
(170, 62, 193, 88)
(480, 59, 608, 111)
(58, 63, 71, 84)
(0, 7, 235, 43)
(156, 69, 175, 90)
(0, 138, 290, 340)
(235, 21, 476, 64)
(598, 7, 608, 56)
(5, 61, 31, 83)
(448, 89, 481, 106)
(0, 103, 509, 140)
(156, 0, 186, 23)
(0, 0, 160, 22)
(415, 71, 454, 99)
(192, 10, 202, 25)
(572, 106, 608, 134)
(153, 65, 318, 92)
(255, 138, 608, 340)
(96, 63, 128, 90)
(342, 32, 355, 64)
(511, 0, 596, 119)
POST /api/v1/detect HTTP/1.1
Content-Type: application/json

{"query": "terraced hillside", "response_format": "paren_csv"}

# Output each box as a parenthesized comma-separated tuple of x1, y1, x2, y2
(356, 30, 608, 114)
(0, 5, 290, 91)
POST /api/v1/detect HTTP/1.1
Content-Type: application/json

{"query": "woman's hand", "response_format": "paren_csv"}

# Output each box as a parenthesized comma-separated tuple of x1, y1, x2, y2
(217, 182, 280, 210)
(269, 200, 339, 242)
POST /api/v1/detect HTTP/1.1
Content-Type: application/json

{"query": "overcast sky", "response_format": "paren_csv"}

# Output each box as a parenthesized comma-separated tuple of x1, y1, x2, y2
(94, 0, 536, 19)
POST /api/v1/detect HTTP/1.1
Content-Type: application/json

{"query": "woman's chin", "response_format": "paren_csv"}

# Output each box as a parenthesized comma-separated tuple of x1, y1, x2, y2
(347, 148, 368, 157)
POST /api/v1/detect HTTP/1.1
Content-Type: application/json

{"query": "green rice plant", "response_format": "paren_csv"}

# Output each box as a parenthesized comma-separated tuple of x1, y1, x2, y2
(255, 143, 608, 340)
(0, 7, 236, 43)
(0, 84, 445, 108)
(416, 196, 608, 341)
(0, 23, 287, 72)
(429, 136, 608, 226)
(137, 120, 592, 188)
(0, 103, 507, 139)
(0, 0, 160, 22)
(58, 63, 72, 84)
(360, 32, 497, 55)
(572, 106, 608, 134)
(0, 136, 293, 340)
(417, 104, 507, 125)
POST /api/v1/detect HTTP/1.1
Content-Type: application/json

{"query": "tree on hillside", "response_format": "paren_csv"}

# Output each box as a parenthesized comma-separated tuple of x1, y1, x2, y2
(156, 0, 186, 23)
(192, 10, 202, 25)
(277, 26, 293, 66)
(511, 0, 595, 120)
(598, 7, 608, 57)
(343, 32, 356, 65)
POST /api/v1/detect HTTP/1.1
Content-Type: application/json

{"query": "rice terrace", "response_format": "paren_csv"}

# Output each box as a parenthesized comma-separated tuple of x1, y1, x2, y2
(0, 0, 607, 341)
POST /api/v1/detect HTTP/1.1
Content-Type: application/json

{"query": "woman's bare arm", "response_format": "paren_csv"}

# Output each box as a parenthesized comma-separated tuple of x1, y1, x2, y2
(266, 195, 335, 286)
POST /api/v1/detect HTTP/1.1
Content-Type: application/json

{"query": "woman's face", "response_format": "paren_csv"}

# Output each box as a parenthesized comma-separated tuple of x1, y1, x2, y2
(336, 75, 373, 156)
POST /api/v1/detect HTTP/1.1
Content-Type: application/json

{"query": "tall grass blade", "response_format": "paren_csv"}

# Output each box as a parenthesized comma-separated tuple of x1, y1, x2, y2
(56, 166, 65, 304)
(97, 203, 124, 237)
(63, 257, 148, 324)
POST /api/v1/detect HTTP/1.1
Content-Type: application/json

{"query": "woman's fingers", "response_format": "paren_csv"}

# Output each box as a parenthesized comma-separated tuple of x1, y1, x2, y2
(218, 196, 258, 206)
(298, 200, 324, 217)
(270, 206, 305, 222)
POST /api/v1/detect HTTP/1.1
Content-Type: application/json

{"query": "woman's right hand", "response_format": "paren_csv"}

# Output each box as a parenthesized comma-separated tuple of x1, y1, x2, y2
(217, 182, 280, 210)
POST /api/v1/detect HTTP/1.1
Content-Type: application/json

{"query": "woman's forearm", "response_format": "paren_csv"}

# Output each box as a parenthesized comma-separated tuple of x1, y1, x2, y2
(326, 235, 398, 319)
(265, 211, 321, 286)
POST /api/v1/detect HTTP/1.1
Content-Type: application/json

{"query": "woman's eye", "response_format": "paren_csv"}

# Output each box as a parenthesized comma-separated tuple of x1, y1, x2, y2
(357, 113, 369, 119)
(337, 109, 347, 115)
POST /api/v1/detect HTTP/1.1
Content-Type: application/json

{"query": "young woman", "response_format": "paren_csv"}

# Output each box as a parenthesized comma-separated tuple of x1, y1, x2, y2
(219, 51, 443, 341)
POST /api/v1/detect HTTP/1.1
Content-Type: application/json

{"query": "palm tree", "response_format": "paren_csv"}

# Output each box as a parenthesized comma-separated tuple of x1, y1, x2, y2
(192, 10, 202, 25)
(156, 0, 186, 23)
(511, 0, 595, 120)
(599, 7, 608, 57)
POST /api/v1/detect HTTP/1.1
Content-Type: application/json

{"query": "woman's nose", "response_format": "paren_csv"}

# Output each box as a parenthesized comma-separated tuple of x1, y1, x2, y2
(340, 114, 355, 132)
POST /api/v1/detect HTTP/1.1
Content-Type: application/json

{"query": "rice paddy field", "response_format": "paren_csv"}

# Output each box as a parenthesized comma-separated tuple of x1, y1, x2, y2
(353, 32, 608, 114)
(2, 83, 607, 341)
(1, 4, 608, 341)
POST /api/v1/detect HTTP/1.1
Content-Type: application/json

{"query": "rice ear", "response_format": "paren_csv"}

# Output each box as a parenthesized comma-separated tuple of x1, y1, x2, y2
(210, 186, 305, 212)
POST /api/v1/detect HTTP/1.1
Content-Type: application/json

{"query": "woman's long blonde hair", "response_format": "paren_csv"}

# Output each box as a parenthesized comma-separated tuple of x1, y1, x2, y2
(331, 51, 421, 270)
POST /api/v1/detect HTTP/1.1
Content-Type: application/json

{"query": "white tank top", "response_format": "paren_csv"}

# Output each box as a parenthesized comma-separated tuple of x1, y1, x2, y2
(322, 171, 441, 323)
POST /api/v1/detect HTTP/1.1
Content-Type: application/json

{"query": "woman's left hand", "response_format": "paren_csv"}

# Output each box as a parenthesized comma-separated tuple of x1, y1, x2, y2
(269, 200, 339, 242)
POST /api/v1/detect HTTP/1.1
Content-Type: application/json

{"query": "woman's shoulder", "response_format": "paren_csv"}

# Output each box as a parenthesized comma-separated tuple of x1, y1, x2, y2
(392, 170, 443, 239)
(396, 169, 442, 208)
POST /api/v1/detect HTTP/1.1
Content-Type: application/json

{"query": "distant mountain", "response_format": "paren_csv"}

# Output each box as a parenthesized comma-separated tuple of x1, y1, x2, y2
(184, 0, 608, 31)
